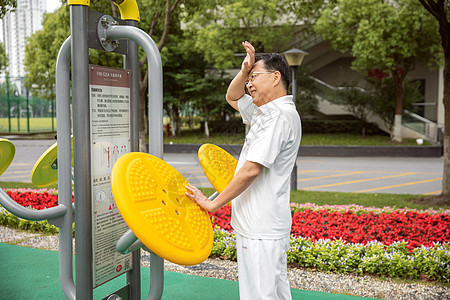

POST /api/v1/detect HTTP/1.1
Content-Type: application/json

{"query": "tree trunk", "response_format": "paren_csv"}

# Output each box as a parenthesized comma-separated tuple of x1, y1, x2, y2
(137, 0, 181, 152)
(392, 72, 404, 142)
(138, 82, 148, 152)
(170, 110, 176, 136)
(442, 56, 450, 196)
(418, 0, 450, 200)
(204, 119, 210, 137)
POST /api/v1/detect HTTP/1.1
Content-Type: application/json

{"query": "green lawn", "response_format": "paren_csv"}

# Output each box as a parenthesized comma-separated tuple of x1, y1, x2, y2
(164, 130, 431, 146)
(199, 188, 446, 210)
(0, 117, 56, 133)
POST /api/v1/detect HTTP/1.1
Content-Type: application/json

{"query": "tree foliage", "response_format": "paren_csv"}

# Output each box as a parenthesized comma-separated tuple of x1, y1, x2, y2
(183, 0, 302, 69)
(314, 0, 442, 141)
(0, 42, 7, 72)
(24, 2, 123, 100)
(0, 0, 15, 19)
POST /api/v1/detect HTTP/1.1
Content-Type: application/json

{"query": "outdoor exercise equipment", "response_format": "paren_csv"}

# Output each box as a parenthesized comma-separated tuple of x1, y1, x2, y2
(30, 137, 74, 187)
(0, 138, 68, 221)
(198, 144, 238, 193)
(0, 138, 15, 176)
(111, 152, 213, 266)
(0, 0, 216, 299)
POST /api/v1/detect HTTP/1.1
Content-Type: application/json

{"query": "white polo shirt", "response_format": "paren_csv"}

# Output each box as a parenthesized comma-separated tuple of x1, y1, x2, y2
(231, 94, 302, 239)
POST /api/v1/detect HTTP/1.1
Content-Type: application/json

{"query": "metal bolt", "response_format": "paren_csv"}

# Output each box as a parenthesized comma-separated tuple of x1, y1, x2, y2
(112, 40, 120, 49)
(101, 17, 109, 27)
(101, 38, 109, 46)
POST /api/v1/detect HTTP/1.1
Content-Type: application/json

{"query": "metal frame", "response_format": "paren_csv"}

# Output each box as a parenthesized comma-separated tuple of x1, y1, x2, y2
(0, 4, 165, 300)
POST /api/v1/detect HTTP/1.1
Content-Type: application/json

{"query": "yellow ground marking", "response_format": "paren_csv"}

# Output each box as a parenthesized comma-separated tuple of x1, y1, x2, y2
(298, 171, 366, 182)
(175, 169, 204, 173)
(185, 175, 208, 180)
(422, 190, 442, 195)
(0, 175, 31, 180)
(354, 178, 442, 193)
(297, 170, 322, 174)
(1, 170, 29, 175)
(298, 169, 441, 175)
(301, 172, 416, 190)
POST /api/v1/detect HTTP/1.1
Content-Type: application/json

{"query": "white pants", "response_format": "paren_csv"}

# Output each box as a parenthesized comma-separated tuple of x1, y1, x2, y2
(236, 233, 292, 300)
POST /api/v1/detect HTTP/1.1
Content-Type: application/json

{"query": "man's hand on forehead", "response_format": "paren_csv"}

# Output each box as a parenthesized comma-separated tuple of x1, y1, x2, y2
(241, 41, 255, 75)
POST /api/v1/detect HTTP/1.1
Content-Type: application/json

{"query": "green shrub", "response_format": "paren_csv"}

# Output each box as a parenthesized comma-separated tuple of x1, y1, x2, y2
(302, 119, 384, 135)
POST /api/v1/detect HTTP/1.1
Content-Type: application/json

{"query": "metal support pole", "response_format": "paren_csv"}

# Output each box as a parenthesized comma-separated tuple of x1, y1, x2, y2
(105, 23, 164, 300)
(56, 36, 76, 300)
(125, 19, 141, 300)
(26, 88, 30, 132)
(104, 25, 163, 158)
(291, 66, 297, 191)
(6, 74, 10, 132)
(70, 5, 93, 300)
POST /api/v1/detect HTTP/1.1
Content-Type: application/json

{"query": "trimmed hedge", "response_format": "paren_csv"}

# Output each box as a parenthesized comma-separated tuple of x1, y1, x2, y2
(301, 119, 384, 135)
(212, 228, 450, 283)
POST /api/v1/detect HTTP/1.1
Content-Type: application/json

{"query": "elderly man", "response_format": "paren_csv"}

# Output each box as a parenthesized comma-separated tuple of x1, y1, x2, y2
(186, 41, 301, 300)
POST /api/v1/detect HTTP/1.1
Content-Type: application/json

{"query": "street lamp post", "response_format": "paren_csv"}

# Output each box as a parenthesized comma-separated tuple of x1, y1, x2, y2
(282, 47, 308, 191)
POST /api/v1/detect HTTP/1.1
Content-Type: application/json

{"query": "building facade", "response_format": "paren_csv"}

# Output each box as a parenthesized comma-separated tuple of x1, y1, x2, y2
(1, 0, 47, 92)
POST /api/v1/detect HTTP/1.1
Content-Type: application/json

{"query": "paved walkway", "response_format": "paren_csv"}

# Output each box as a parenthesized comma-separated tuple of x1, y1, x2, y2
(0, 140, 443, 195)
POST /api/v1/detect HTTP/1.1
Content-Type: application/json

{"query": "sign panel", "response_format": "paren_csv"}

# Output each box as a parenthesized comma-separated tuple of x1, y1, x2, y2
(89, 65, 133, 288)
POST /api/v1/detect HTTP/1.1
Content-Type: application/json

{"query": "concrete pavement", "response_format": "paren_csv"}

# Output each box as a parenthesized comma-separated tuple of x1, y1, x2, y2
(0, 140, 443, 195)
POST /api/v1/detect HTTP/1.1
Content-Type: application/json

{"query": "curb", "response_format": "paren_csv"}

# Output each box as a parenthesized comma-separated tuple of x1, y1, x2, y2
(162, 144, 443, 157)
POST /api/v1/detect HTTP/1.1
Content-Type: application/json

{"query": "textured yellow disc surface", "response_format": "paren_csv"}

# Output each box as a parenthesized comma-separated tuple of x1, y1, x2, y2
(31, 138, 73, 187)
(31, 141, 58, 187)
(198, 144, 238, 193)
(0, 139, 15, 176)
(111, 152, 213, 266)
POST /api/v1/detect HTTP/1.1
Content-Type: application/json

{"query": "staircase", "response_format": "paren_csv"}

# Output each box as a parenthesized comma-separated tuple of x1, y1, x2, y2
(310, 76, 440, 143)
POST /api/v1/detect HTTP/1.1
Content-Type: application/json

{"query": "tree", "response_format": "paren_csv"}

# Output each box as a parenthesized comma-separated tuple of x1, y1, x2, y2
(185, 71, 231, 137)
(0, 0, 15, 19)
(0, 42, 7, 73)
(314, 0, 442, 142)
(24, 2, 123, 100)
(418, 0, 450, 198)
(183, 0, 303, 69)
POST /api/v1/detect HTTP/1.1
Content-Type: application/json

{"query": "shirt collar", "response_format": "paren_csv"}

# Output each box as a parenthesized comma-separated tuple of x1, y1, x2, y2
(255, 95, 294, 114)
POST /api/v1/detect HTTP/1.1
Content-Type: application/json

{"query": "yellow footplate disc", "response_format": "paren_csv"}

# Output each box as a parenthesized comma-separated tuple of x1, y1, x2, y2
(31, 138, 73, 187)
(198, 144, 237, 193)
(0, 139, 15, 176)
(111, 152, 213, 266)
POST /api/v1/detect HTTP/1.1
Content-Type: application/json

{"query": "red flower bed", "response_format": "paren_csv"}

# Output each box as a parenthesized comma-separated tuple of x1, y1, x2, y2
(209, 204, 233, 231)
(210, 207, 450, 250)
(8, 189, 450, 251)
(8, 190, 60, 210)
(291, 209, 450, 250)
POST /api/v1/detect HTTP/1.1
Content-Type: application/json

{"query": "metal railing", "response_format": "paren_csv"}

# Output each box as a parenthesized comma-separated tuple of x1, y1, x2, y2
(403, 110, 439, 143)
(309, 76, 440, 142)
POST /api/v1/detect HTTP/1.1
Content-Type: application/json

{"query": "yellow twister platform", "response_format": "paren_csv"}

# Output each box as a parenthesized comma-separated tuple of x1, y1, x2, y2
(198, 144, 237, 193)
(31, 138, 73, 187)
(0, 139, 15, 176)
(111, 152, 213, 266)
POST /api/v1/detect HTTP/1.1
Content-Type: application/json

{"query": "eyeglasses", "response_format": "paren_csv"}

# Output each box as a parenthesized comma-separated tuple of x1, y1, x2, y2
(245, 71, 274, 85)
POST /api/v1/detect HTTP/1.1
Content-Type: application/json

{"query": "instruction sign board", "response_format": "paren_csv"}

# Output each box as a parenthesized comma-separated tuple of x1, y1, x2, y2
(89, 65, 133, 288)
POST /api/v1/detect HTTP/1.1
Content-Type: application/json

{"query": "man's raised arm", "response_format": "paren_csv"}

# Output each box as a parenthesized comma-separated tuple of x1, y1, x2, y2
(225, 41, 255, 111)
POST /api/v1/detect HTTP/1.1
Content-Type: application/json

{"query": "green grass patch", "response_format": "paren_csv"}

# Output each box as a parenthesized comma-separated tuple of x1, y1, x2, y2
(199, 187, 447, 210)
(163, 129, 431, 146)
(0, 117, 56, 133)
(301, 134, 431, 146)
(0, 181, 58, 190)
